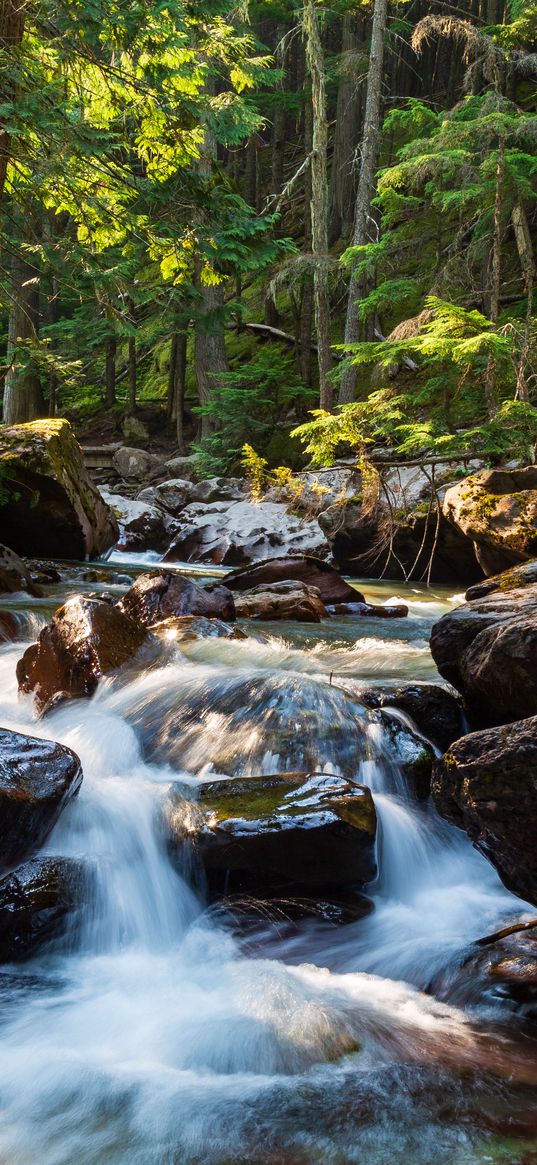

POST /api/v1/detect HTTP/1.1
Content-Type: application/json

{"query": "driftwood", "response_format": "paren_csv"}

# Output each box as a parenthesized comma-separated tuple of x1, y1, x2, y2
(476, 918, 537, 947)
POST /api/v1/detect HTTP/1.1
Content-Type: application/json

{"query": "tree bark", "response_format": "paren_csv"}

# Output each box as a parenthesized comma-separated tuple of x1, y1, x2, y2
(194, 87, 229, 437)
(2, 250, 45, 424)
(339, 0, 388, 405)
(303, 0, 333, 411)
(105, 336, 116, 408)
(0, 0, 25, 206)
(328, 15, 364, 244)
(127, 298, 137, 414)
(484, 135, 505, 418)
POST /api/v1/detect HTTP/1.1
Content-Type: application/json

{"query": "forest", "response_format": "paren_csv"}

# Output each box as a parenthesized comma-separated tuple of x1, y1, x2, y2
(1, 0, 536, 474)
(1, 6, 537, 1165)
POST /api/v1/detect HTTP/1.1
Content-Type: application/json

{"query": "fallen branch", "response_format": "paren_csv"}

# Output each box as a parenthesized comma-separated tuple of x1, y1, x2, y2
(476, 918, 537, 947)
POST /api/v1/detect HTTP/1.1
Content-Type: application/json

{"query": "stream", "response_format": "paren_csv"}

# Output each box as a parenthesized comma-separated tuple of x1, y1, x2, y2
(0, 562, 536, 1165)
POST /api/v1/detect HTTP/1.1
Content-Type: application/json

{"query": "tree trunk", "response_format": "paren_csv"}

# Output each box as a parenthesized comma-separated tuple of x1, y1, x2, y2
(127, 298, 137, 414)
(194, 90, 229, 438)
(2, 251, 44, 424)
(105, 336, 116, 408)
(339, 0, 389, 405)
(484, 136, 505, 418)
(175, 330, 188, 452)
(0, 0, 25, 206)
(270, 24, 287, 200)
(303, 0, 333, 411)
(328, 15, 364, 243)
(300, 75, 313, 388)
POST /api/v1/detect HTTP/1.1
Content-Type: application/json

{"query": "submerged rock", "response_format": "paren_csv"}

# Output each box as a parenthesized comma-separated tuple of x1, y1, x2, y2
(430, 584, 537, 723)
(151, 615, 247, 643)
(0, 729, 82, 867)
(17, 596, 147, 714)
(0, 856, 86, 961)
(224, 555, 363, 605)
(167, 771, 377, 894)
(443, 466, 537, 576)
(0, 419, 118, 559)
(162, 500, 330, 566)
(119, 571, 235, 627)
(432, 717, 537, 905)
(234, 580, 328, 623)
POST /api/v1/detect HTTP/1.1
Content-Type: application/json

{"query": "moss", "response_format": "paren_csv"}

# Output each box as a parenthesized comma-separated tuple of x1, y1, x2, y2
(200, 773, 376, 835)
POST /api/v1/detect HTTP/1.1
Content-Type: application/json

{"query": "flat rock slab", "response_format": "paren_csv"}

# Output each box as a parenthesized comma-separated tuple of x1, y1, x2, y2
(0, 729, 82, 867)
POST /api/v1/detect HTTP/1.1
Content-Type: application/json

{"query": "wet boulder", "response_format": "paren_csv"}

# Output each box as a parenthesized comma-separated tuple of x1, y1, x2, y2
(234, 581, 328, 623)
(466, 558, 537, 601)
(430, 584, 537, 723)
(327, 601, 408, 618)
(0, 729, 83, 867)
(224, 555, 363, 605)
(101, 491, 173, 553)
(443, 466, 537, 577)
(0, 544, 40, 597)
(166, 771, 377, 894)
(119, 571, 235, 627)
(0, 856, 86, 961)
(17, 596, 147, 714)
(375, 711, 435, 799)
(432, 717, 537, 905)
(362, 683, 466, 753)
(162, 501, 330, 566)
(151, 616, 246, 644)
(0, 419, 118, 559)
(0, 611, 19, 642)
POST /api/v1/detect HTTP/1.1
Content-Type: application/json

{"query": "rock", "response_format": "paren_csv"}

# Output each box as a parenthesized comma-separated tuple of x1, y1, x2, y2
(0, 729, 82, 867)
(162, 501, 330, 566)
(363, 683, 465, 753)
(224, 555, 364, 604)
(430, 584, 537, 722)
(0, 419, 118, 559)
(466, 559, 537, 601)
(119, 571, 236, 627)
(112, 446, 164, 483)
(443, 466, 537, 576)
(327, 602, 408, 618)
(430, 920, 537, 1014)
(101, 491, 173, 553)
(0, 544, 40, 597)
(0, 612, 19, 641)
(432, 717, 537, 904)
(166, 771, 377, 894)
(376, 711, 435, 798)
(121, 415, 149, 447)
(17, 596, 147, 714)
(234, 581, 328, 622)
(0, 857, 86, 961)
(151, 616, 246, 643)
(164, 455, 197, 480)
(142, 478, 194, 515)
(189, 477, 246, 504)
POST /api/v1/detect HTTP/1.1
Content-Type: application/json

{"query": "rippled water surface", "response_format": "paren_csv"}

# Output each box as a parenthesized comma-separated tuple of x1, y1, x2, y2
(0, 564, 536, 1165)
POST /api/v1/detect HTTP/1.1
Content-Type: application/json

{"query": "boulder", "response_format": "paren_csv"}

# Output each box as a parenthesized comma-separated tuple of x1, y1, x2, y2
(466, 559, 537, 601)
(121, 415, 149, 447)
(112, 446, 164, 483)
(0, 544, 40, 597)
(0, 419, 118, 559)
(376, 711, 435, 798)
(162, 501, 330, 566)
(0, 856, 86, 961)
(326, 601, 408, 618)
(101, 491, 173, 552)
(164, 454, 197, 480)
(362, 683, 465, 753)
(140, 478, 194, 515)
(224, 555, 364, 605)
(0, 729, 82, 867)
(430, 584, 537, 722)
(17, 596, 147, 714)
(151, 616, 246, 644)
(189, 477, 245, 504)
(0, 611, 19, 642)
(166, 771, 376, 894)
(443, 466, 537, 576)
(119, 571, 235, 627)
(432, 717, 537, 905)
(234, 581, 328, 623)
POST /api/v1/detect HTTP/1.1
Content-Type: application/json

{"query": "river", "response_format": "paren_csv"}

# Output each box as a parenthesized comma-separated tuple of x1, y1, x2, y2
(0, 561, 536, 1165)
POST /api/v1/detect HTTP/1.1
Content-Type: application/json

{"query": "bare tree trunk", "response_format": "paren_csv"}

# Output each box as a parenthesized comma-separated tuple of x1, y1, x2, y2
(300, 77, 313, 388)
(270, 24, 287, 200)
(2, 250, 44, 424)
(512, 202, 535, 403)
(328, 15, 364, 243)
(0, 0, 25, 206)
(303, 0, 333, 411)
(484, 135, 505, 418)
(339, 0, 388, 405)
(127, 298, 137, 414)
(175, 331, 188, 452)
(194, 91, 229, 437)
(105, 337, 116, 407)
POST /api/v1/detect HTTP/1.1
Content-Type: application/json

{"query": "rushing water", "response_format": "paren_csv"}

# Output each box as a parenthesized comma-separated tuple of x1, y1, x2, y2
(0, 565, 536, 1165)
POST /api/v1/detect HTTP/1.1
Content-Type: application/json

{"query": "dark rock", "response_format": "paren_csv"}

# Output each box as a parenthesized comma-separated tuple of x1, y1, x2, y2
(151, 615, 246, 643)
(443, 466, 537, 576)
(119, 571, 235, 627)
(432, 717, 537, 904)
(224, 555, 363, 604)
(234, 580, 328, 622)
(24, 558, 62, 585)
(0, 611, 18, 642)
(166, 771, 376, 894)
(327, 602, 408, 618)
(0, 419, 118, 559)
(466, 559, 537, 601)
(0, 729, 82, 867)
(17, 596, 147, 714)
(376, 711, 435, 798)
(0, 544, 42, 597)
(362, 683, 466, 753)
(0, 856, 86, 961)
(430, 585, 537, 722)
